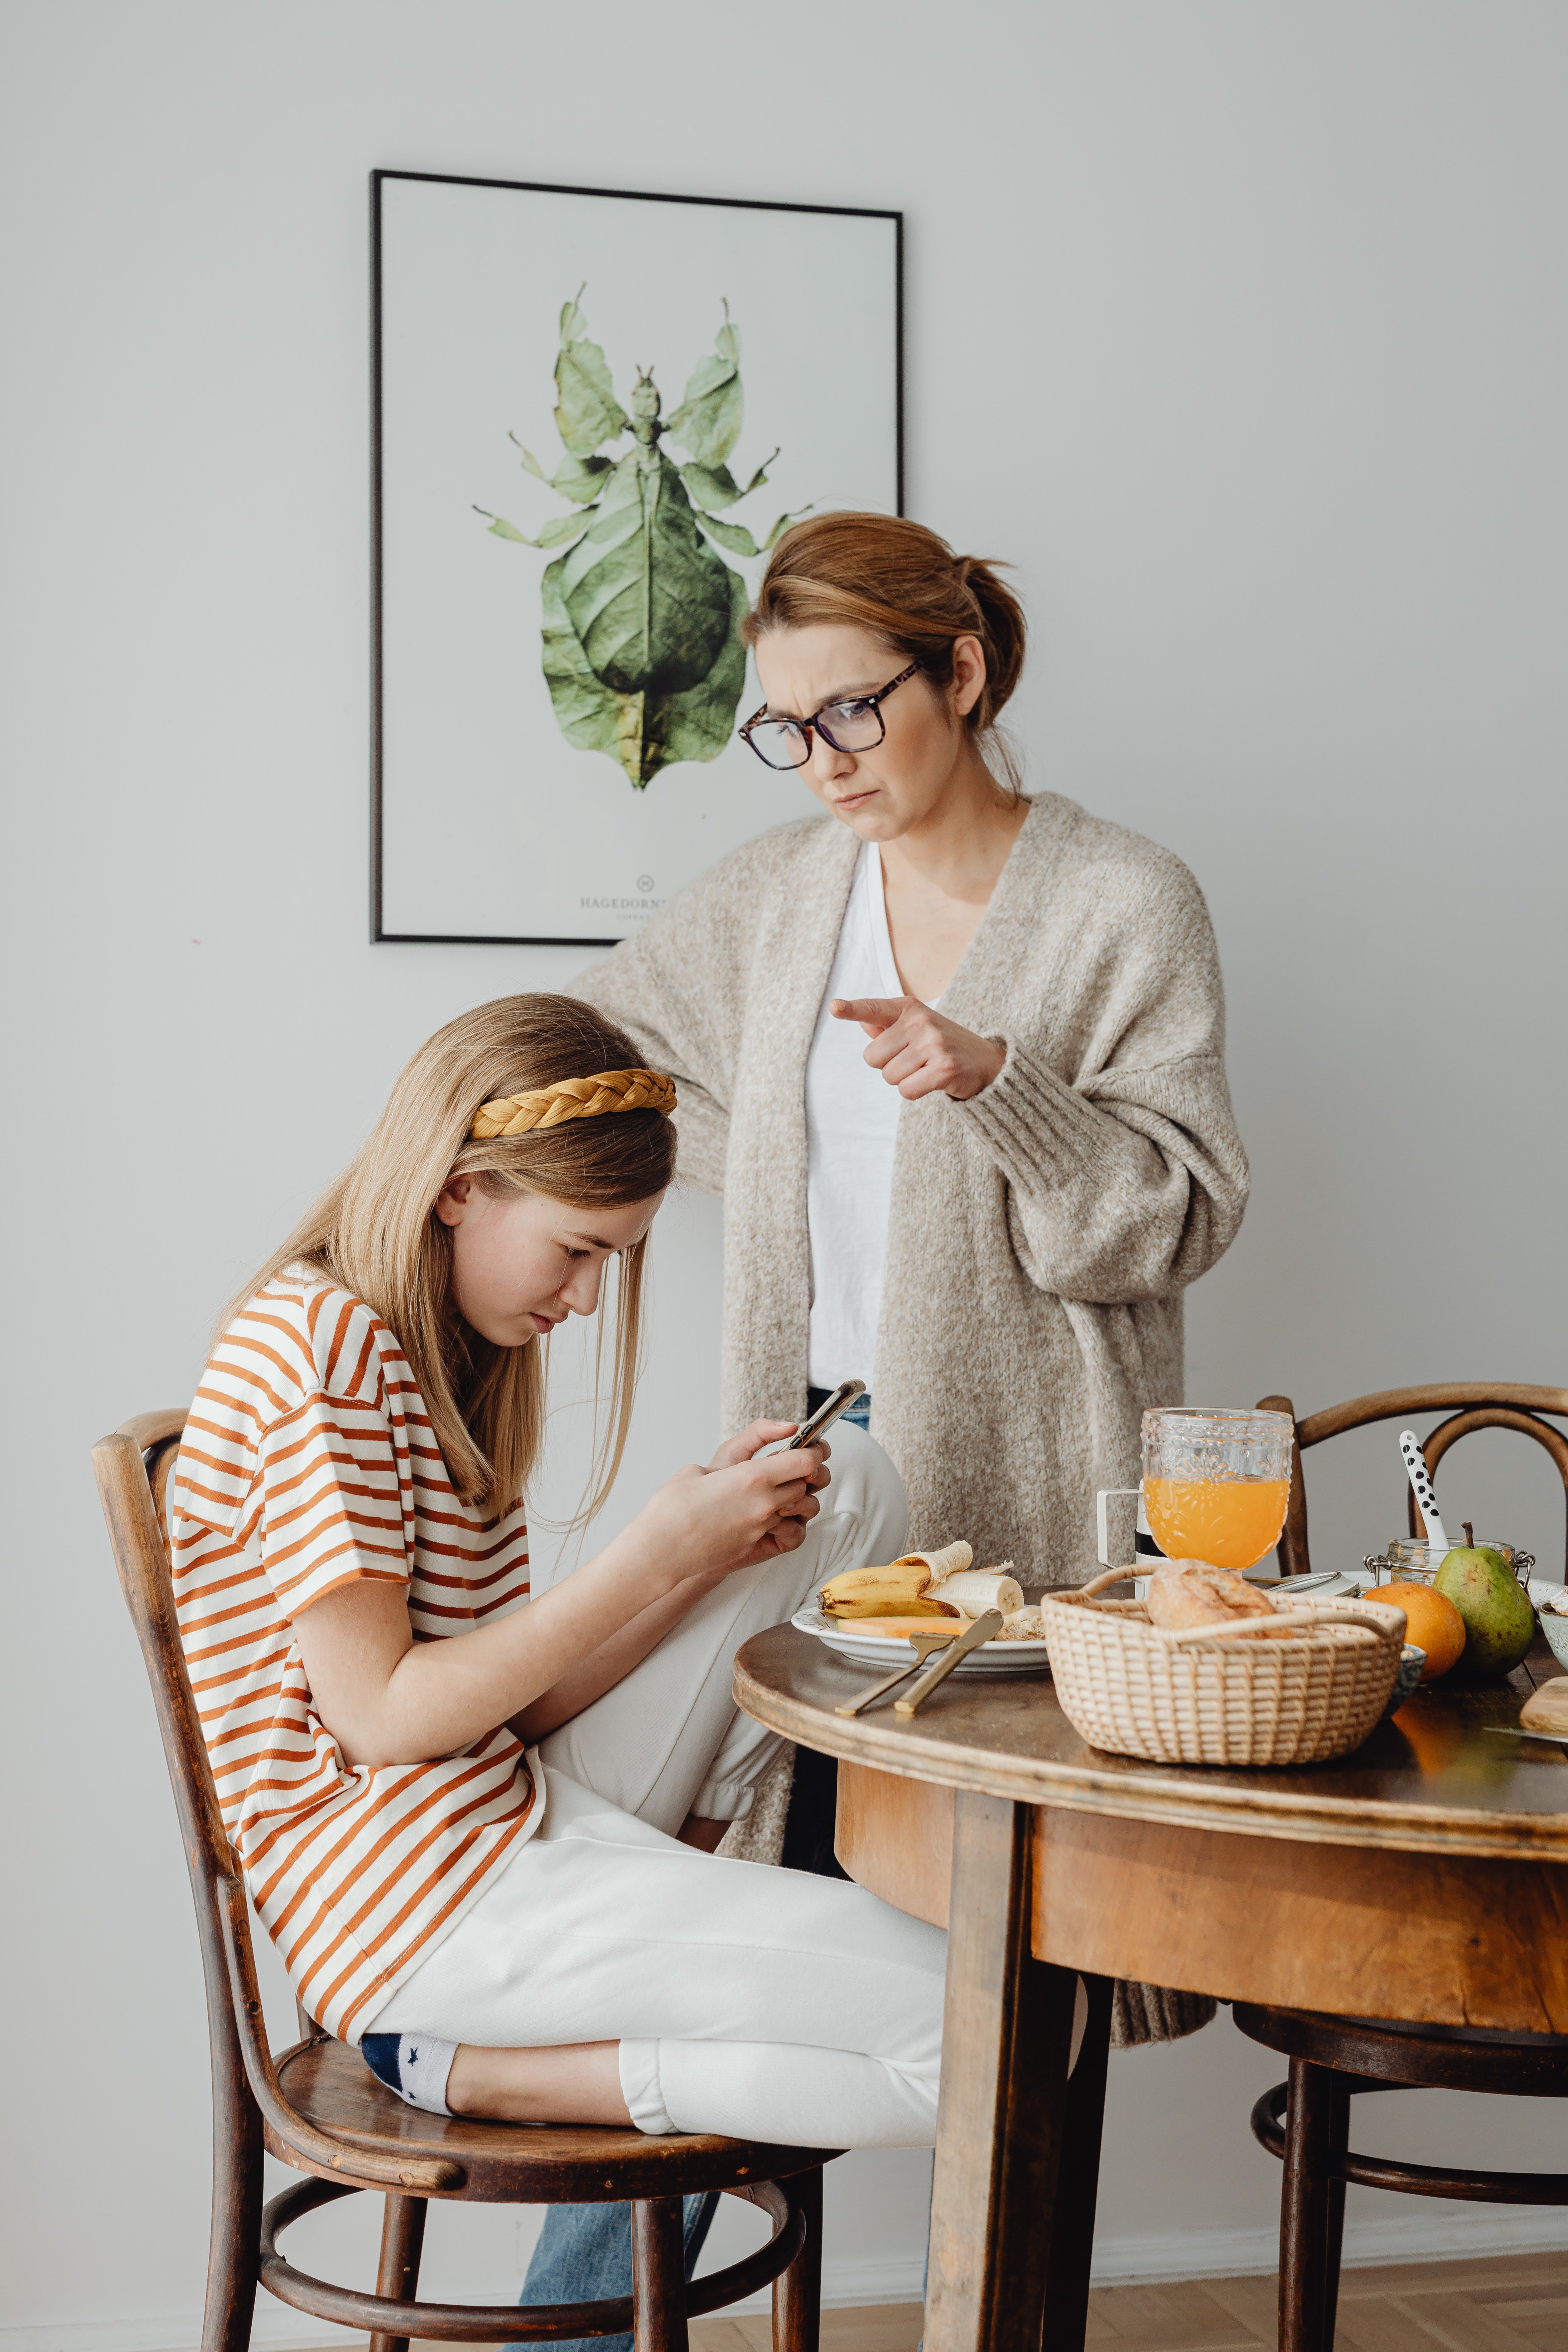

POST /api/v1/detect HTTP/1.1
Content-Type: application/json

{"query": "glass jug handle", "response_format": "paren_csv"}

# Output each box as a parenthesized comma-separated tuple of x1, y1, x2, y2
(1096, 1488, 1142, 1568)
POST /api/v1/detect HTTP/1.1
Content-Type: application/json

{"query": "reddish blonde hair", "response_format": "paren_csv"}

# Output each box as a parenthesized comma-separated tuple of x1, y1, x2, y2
(741, 512, 1027, 787)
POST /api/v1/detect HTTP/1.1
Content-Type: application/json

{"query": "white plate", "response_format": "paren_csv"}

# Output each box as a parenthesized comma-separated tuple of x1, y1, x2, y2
(792, 1603, 1051, 1678)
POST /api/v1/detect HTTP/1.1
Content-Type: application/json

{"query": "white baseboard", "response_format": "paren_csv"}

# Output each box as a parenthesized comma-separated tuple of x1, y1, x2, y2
(9, 2207, 1568, 2352)
(1090, 2203, 1568, 2290)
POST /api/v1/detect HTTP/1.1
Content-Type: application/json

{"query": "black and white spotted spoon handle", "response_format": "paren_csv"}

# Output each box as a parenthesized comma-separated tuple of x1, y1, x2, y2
(1398, 1428, 1451, 1553)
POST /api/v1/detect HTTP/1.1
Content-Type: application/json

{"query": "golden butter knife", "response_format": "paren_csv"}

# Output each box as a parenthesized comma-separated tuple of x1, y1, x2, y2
(834, 1629, 957, 1719)
(894, 1610, 1005, 1715)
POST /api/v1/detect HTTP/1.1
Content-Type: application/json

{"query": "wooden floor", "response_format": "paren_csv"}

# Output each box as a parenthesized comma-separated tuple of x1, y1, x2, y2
(688, 2250, 1568, 2352)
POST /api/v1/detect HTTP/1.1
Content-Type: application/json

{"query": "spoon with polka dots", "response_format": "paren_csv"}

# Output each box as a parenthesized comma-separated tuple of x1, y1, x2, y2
(1398, 1429, 1451, 1557)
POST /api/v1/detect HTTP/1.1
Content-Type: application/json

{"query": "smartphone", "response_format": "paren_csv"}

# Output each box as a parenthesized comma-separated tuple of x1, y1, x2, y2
(787, 1379, 865, 1451)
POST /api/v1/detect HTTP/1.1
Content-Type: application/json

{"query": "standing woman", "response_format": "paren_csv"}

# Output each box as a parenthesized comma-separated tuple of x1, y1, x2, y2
(524, 515, 1251, 2336)
(575, 512, 1250, 1594)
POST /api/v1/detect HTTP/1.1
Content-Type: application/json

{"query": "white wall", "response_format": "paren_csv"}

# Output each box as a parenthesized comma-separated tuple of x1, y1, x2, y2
(5, 3, 1568, 2343)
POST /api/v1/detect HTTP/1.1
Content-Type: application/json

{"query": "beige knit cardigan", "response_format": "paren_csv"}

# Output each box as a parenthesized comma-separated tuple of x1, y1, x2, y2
(575, 792, 1249, 2046)
(577, 791, 1249, 1583)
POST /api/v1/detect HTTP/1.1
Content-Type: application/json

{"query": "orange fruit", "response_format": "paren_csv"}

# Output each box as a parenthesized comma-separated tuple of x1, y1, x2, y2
(1376, 1581, 1466, 1680)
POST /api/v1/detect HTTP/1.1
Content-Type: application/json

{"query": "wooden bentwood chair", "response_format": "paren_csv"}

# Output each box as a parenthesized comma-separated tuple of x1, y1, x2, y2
(94, 1411, 837, 2352)
(1239, 1383, 1568, 2352)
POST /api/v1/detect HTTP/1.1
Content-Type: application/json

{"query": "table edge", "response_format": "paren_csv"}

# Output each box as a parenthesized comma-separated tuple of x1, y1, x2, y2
(735, 1654, 1568, 1863)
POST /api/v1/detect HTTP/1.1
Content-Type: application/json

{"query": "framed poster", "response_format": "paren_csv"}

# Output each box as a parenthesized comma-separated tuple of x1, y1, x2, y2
(372, 169, 902, 945)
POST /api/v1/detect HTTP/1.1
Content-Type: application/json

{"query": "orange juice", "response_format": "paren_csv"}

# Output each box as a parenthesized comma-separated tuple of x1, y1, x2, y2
(1143, 1478, 1290, 1571)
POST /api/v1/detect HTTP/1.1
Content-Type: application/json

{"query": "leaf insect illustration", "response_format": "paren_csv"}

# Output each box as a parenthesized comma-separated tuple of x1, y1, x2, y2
(476, 291, 806, 788)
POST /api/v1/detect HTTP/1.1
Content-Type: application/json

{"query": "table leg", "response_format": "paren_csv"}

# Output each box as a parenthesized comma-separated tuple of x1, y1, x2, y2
(924, 1792, 1082, 2352)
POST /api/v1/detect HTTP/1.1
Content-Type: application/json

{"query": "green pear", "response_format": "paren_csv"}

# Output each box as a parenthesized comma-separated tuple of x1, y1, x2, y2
(1433, 1544, 1535, 1676)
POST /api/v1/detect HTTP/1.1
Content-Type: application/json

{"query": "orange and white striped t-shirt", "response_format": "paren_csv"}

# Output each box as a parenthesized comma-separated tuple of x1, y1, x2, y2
(168, 1269, 539, 2044)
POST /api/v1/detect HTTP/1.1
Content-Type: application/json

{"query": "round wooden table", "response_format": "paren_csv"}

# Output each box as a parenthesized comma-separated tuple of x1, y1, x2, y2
(735, 1624, 1568, 2352)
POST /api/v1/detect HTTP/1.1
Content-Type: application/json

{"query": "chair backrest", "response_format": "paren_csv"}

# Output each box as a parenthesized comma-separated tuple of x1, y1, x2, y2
(1255, 1383, 1568, 1579)
(92, 1412, 455, 2192)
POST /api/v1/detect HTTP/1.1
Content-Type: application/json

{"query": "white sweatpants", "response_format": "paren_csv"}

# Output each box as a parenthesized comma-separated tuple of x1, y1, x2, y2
(373, 1425, 947, 2149)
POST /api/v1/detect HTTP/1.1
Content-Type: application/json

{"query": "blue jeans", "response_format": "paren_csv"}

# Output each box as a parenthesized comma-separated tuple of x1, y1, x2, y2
(511, 2194, 718, 2352)
(806, 1383, 873, 1433)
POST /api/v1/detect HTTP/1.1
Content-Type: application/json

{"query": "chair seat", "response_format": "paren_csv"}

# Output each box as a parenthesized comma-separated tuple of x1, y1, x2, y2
(272, 2037, 838, 2203)
(1233, 2002, 1568, 2094)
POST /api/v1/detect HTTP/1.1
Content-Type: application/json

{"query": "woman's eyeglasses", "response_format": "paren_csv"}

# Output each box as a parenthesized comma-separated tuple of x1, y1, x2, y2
(738, 662, 921, 771)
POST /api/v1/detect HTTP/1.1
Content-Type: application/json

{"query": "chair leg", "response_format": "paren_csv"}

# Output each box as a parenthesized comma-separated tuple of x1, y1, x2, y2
(773, 2168, 824, 2352)
(200, 2016, 264, 2352)
(1279, 2059, 1336, 2352)
(1321, 2085, 1351, 2350)
(1040, 1974, 1114, 2352)
(368, 2194, 428, 2352)
(632, 2194, 690, 2352)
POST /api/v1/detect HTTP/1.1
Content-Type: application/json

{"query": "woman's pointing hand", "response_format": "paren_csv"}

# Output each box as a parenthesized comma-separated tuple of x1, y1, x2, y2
(831, 995, 1005, 1102)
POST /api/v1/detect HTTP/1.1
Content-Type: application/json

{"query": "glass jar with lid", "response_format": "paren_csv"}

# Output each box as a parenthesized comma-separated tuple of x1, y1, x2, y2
(1365, 1536, 1534, 1588)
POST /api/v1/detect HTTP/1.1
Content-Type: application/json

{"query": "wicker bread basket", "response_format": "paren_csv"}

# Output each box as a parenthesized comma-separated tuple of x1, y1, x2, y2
(1040, 1572, 1407, 1767)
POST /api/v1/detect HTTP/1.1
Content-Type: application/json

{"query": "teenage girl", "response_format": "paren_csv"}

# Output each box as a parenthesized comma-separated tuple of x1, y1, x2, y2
(168, 993, 944, 2145)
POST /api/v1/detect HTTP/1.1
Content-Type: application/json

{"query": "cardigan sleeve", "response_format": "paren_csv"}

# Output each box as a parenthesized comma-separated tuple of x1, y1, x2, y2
(950, 1041, 1248, 1302)
(945, 857, 1249, 1304)
(571, 866, 747, 1196)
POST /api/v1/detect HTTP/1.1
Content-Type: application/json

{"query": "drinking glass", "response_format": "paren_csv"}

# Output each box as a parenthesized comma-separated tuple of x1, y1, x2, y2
(1141, 1407, 1294, 1572)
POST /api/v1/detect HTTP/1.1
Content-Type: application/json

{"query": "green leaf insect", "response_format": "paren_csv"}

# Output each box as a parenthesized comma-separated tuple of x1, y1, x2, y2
(474, 291, 808, 788)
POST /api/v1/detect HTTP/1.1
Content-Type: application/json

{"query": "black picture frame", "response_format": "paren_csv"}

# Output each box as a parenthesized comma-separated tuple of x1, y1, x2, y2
(370, 168, 904, 947)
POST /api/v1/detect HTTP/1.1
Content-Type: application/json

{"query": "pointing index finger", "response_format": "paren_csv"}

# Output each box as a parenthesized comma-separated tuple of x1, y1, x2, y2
(830, 996, 911, 1030)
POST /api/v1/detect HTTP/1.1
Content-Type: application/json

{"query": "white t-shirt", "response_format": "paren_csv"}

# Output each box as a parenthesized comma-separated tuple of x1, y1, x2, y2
(805, 844, 939, 1388)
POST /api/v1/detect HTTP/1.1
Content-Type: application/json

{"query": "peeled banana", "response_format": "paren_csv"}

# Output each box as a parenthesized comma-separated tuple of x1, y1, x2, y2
(934, 1568, 1024, 1619)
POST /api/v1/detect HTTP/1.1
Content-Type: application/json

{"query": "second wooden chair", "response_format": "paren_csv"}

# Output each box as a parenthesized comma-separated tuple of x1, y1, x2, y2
(1243, 1382, 1568, 2352)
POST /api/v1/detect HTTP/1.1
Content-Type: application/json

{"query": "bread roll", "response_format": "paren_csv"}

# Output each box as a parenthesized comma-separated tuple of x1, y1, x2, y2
(1145, 1563, 1277, 1631)
(1520, 1680, 1568, 1732)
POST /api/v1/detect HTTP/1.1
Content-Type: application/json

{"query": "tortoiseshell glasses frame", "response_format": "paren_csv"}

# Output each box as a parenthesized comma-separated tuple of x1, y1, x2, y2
(738, 661, 922, 770)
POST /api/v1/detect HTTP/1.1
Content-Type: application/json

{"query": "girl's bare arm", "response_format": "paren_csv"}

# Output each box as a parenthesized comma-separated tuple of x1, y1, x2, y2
(506, 1566, 732, 1742)
(291, 1427, 825, 1768)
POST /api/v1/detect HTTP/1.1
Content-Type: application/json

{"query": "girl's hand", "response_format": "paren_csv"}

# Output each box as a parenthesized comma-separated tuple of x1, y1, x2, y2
(831, 996, 1005, 1101)
(632, 1444, 829, 1580)
(708, 1418, 820, 1472)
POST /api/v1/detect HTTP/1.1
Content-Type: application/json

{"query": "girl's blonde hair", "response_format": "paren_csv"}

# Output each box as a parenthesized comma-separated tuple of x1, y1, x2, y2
(226, 995, 676, 1520)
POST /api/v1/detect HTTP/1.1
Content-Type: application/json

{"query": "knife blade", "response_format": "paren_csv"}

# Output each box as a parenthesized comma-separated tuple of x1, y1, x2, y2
(894, 1610, 1005, 1715)
(833, 1631, 957, 1719)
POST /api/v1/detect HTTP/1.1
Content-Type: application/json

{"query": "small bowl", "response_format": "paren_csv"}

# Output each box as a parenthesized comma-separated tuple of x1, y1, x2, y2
(1383, 1645, 1427, 1717)
(1536, 1610, 1568, 1671)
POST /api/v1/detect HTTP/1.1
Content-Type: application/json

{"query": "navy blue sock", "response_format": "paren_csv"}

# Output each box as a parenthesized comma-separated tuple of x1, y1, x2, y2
(360, 2030, 457, 2114)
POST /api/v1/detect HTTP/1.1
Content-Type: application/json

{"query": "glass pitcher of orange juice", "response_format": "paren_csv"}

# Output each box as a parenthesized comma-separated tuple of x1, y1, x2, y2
(1093, 1410, 1295, 1571)
(1140, 1407, 1294, 1571)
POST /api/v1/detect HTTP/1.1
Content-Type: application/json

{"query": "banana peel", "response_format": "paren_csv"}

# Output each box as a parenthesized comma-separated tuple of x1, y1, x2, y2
(820, 1540, 1025, 1622)
(817, 1556, 962, 1619)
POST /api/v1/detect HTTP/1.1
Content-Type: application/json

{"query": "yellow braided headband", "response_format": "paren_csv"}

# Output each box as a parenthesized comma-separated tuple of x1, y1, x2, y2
(468, 1067, 677, 1139)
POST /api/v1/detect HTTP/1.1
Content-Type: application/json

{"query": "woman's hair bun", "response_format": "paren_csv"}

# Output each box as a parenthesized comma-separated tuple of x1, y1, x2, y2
(951, 554, 1026, 718)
